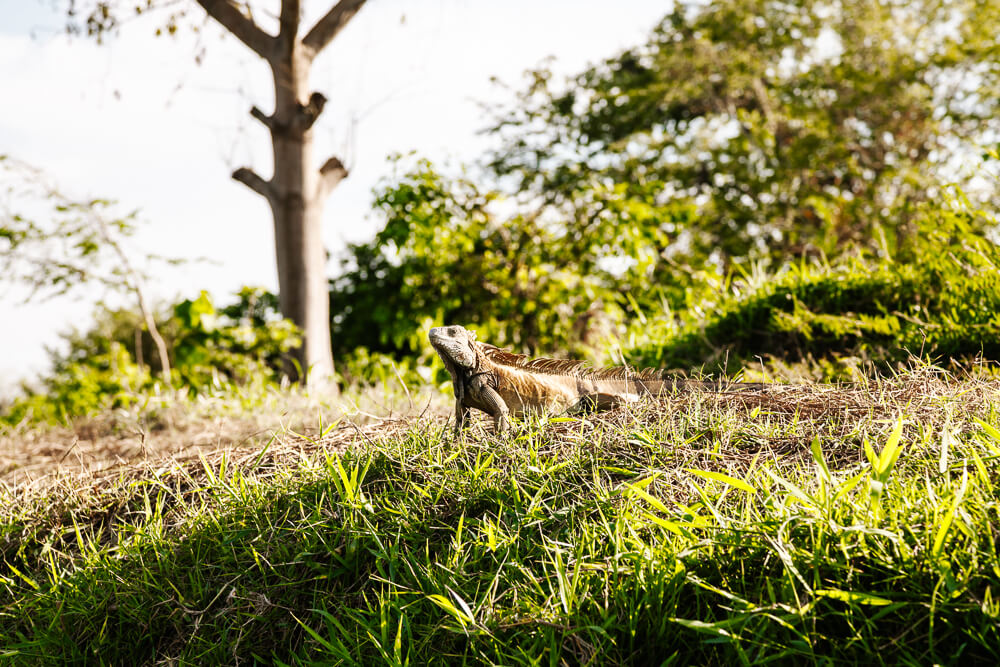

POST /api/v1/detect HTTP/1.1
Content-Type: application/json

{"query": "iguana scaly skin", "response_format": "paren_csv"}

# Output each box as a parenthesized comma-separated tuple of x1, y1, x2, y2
(429, 325, 765, 436)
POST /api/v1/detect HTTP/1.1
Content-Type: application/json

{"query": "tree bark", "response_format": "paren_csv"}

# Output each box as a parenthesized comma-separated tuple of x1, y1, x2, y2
(261, 42, 333, 386)
(198, 0, 367, 390)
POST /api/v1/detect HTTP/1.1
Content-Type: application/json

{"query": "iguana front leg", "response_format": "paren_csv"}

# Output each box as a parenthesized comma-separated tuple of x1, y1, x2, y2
(479, 385, 510, 433)
(440, 357, 470, 439)
(468, 375, 510, 434)
(450, 374, 508, 436)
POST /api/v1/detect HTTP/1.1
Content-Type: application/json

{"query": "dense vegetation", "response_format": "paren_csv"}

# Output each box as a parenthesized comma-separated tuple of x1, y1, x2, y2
(4, 0, 999, 419)
(8, 193, 997, 426)
(0, 288, 298, 425)
(328, 0, 1000, 369)
(629, 200, 1000, 377)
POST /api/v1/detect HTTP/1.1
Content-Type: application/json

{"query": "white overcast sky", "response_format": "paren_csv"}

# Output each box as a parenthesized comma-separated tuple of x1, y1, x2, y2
(0, 0, 668, 393)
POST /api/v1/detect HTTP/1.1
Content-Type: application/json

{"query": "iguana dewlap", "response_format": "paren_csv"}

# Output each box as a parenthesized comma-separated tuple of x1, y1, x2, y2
(429, 325, 761, 436)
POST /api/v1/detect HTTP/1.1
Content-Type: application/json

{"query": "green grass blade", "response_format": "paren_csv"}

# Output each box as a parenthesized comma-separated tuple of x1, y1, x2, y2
(686, 469, 757, 495)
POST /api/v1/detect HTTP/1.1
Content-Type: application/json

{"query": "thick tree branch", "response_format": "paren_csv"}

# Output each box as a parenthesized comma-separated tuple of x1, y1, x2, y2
(301, 0, 368, 57)
(196, 0, 274, 58)
(233, 167, 275, 202)
(318, 157, 348, 198)
(277, 0, 302, 52)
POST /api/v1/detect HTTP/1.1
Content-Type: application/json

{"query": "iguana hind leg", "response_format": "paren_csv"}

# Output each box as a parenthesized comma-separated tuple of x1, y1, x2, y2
(566, 393, 632, 414)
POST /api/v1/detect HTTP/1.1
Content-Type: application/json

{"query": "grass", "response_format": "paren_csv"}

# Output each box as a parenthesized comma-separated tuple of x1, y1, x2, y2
(0, 368, 440, 488)
(626, 231, 1000, 381)
(1, 367, 999, 664)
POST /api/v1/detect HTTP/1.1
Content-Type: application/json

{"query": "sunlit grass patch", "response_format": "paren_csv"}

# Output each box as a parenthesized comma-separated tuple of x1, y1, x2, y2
(1, 370, 998, 664)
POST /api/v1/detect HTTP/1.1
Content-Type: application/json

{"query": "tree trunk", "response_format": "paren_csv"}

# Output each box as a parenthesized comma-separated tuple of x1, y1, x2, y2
(267, 49, 335, 386)
(201, 0, 364, 391)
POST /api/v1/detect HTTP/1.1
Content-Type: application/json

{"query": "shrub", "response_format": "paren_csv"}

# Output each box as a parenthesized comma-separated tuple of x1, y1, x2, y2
(1, 288, 300, 425)
(629, 201, 1000, 377)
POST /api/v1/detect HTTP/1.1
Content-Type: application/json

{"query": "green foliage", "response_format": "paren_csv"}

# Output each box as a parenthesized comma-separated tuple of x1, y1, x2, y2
(328, 1, 1000, 370)
(3, 377, 1000, 662)
(170, 288, 300, 389)
(334, 344, 432, 394)
(1, 288, 300, 424)
(1, 342, 152, 425)
(330, 158, 661, 360)
(629, 201, 1000, 377)
(487, 0, 1000, 272)
(332, 157, 1000, 379)
(0, 155, 181, 300)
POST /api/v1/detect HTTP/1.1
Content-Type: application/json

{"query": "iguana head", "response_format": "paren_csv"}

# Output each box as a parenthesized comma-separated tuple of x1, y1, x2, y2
(428, 325, 480, 371)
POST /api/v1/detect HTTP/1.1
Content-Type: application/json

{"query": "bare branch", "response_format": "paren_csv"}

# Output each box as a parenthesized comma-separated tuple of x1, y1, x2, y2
(195, 0, 274, 58)
(318, 157, 348, 198)
(301, 0, 367, 58)
(233, 167, 275, 202)
(278, 0, 302, 48)
(91, 208, 174, 385)
(250, 105, 276, 130)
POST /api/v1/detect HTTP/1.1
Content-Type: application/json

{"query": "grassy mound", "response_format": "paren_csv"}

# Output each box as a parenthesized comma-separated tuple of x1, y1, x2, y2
(2, 371, 1000, 664)
(633, 263, 1000, 378)
(630, 213, 1000, 379)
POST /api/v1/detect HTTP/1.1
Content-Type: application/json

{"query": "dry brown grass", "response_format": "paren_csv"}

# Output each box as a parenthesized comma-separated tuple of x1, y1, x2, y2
(0, 381, 449, 497)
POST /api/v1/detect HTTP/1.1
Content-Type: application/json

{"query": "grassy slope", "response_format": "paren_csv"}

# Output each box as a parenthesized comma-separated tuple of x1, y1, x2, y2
(2, 371, 1000, 665)
(628, 255, 1000, 380)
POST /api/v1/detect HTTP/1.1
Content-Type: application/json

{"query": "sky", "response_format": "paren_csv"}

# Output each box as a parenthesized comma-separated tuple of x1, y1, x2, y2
(0, 0, 669, 394)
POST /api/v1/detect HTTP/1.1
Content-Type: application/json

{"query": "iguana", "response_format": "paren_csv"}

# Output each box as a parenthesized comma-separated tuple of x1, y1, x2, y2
(429, 325, 766, 436)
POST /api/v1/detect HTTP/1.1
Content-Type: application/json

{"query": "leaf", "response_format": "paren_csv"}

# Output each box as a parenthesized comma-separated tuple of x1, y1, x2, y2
(685, 469, 757, 495)
(642, 511, 694, 537)
(931, 466, 968, 560)
(877, 417, 906, 477)
(814, 589, 893, 606)
(427, 592, 476, 630)
(622, 479, 670, 514)
(968, 447, 992, 492)
(811, 436, 832, 484)
(939, 424, 952, 474)
(975, 419, 1000, 455)
(293, 614, 342, 654)
(863, 437, 878, 470)
(448, 587, 476, 626)
(764, 469, 816, 508)
(669, 617, 733, 637)
(833, 471, 868, 503)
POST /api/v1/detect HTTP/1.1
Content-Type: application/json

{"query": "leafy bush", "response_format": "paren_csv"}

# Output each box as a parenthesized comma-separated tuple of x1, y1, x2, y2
(329, 159, 655, 361)
(1, 287, 300, 425)
(1, 342, 152, 425)
(629, 202, 1000, 377)
(170, 288, 300, 389)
